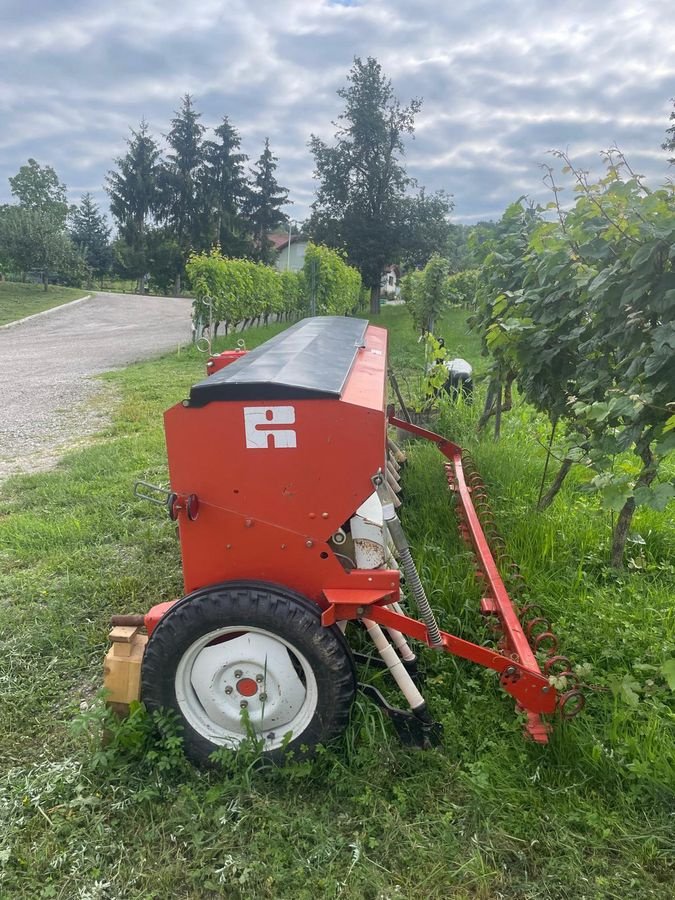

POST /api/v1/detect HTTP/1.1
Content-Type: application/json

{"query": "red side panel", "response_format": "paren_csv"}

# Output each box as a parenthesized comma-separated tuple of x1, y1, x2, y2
(163, 325, 395, 602)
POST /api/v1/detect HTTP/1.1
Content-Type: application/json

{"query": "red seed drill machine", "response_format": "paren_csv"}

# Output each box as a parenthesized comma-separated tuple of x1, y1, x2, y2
(105, 316, 583, 764)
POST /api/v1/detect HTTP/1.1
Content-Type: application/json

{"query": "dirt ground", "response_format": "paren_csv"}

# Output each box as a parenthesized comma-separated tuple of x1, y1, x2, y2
(0, 292, 193, 479)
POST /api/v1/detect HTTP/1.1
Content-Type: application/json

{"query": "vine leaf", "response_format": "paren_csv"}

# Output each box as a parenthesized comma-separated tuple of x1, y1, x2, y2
(661, 660, 675, 692)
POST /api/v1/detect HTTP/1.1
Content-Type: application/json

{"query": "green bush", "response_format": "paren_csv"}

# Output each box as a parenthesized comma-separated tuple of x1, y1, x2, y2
(186, 249, 306, 335)
(446, 268, 478, 308)
(303, 242, 362, 315)
(402, 253, 449, 334)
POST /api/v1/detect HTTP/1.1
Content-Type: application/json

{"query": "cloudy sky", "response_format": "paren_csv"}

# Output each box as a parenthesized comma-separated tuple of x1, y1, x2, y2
(0, 0, 673, 224)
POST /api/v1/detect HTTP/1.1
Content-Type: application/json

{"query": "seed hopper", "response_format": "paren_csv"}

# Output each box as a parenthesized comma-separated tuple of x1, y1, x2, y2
(105, 316, 583, 764)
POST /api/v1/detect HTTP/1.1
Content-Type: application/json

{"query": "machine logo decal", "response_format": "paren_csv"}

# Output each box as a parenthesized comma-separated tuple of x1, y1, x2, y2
(244, 406, 297, 449)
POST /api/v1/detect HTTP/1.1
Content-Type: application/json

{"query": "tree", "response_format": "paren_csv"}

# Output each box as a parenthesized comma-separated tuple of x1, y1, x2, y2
(309, 57, 421, 313)
(106, 120, 161, 291)
(146, 228, 184, 295)
(663, 98, 675, 164)
(201, 116, 251, 257)
(9, 159, 68, 225)
(0, 205, 10, 277)
(245, 138, 289, 264)
(401, 253, 449, 335)
(158, 95, 206, 290)
(444, 223, 474, 272)
(398, 188, 453, 270)
(0, 205, 73, 289)
(3, 159, 73, 289)
(70, 193, 111, 282)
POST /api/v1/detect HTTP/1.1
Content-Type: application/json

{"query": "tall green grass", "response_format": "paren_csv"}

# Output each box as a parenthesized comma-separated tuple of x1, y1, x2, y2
(0, 307, 673, 898)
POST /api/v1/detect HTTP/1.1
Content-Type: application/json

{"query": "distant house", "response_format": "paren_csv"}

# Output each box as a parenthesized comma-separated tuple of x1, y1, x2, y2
(380, 264, 400, 301)
(271, 232, 309, 273)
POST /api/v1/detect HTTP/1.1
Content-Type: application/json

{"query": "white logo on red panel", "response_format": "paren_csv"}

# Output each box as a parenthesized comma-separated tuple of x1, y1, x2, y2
(244, 406, 297, 449)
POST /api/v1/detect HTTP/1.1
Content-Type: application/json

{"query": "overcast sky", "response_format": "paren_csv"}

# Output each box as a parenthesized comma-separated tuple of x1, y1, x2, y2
(0, 0, 673, 224)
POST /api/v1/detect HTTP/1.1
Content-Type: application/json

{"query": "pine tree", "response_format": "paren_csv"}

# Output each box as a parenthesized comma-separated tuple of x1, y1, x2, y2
(201, 116, 251, 256)
(245, 138, 289, 264)
(106, 120, 161, 289)
(159, 95, 205, 289)
(70, 193, 111, 281)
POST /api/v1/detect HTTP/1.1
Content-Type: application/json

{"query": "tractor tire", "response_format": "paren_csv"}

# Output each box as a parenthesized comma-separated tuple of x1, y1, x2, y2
(141, 581, 356, 766)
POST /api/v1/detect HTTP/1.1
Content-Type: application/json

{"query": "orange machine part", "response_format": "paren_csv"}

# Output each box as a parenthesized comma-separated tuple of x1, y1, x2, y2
(163, 322, 400, 605)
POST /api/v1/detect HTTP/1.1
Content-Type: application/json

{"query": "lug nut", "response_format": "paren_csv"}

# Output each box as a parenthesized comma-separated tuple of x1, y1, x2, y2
(240, 700, 248, 709)
(256, 675, 264, 683)
(234, 670, 243, 678)
(259, 693, 268, 702)
(225, 686, 233, 695)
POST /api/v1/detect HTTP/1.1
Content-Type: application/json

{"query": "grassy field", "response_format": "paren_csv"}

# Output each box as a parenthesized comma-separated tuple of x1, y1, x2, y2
(0, 282, 85, 326)
(0, 306, 673, 898)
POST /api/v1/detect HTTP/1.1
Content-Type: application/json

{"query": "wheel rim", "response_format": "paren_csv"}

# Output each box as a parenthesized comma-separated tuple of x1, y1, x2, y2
(175, 626, 319, 752)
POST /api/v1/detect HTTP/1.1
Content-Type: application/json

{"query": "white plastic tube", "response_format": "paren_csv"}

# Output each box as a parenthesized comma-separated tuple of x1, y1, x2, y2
(362, 618, 425, 710)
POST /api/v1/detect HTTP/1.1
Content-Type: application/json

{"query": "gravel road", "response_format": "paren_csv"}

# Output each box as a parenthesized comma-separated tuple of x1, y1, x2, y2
(0, 292, 193, 480)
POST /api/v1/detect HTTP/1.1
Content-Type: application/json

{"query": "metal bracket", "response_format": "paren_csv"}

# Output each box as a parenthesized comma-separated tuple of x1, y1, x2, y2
(359, 683, 443, 749)
(134, 481, 175, 512)
(134, 482, 199, 521)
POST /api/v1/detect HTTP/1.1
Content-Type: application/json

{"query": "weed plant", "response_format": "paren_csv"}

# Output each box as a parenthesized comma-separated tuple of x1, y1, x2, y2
(0, 308, 673, 898)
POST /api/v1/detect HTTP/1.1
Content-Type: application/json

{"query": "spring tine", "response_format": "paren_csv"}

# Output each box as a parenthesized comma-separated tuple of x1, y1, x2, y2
(543, 655, 572, 675)
(525, 617, 551, 639)
(387, 438, 407, 465)
(533, 631, 558, 654)
(559, 690, 585, 719)
(387, 460, 401, 484)
(519, 603, 544, 620)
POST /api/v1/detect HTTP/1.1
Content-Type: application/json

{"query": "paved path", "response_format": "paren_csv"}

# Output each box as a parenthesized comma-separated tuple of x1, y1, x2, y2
(0, 292, 193, 479)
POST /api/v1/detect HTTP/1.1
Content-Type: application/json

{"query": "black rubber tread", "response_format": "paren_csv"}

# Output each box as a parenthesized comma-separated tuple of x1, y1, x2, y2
(141, 581, 356, 766)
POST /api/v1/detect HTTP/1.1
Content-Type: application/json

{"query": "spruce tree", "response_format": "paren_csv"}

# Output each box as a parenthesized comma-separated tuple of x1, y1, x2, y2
(106, 120, 161, 290)
(201, 116, 251, 256)
(159, 95, 205, 289)
(70, 193, 111, 281)
(245, 138, 289, 264)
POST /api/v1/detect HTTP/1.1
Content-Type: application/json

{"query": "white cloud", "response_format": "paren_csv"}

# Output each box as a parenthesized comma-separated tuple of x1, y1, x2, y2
(0, 0, 673, 222)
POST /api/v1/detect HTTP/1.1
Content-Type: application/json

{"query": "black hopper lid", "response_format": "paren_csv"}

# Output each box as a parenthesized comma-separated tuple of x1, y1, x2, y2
(188, 316, 369, 406)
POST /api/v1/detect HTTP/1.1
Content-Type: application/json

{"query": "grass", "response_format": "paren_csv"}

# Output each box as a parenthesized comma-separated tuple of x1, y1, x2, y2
(0, 281, 86, 326)
(0, 306, 673, 898)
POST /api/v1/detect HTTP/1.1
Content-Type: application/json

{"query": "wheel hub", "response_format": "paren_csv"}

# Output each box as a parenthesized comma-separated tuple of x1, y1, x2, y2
(236, 677, 258, 697)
